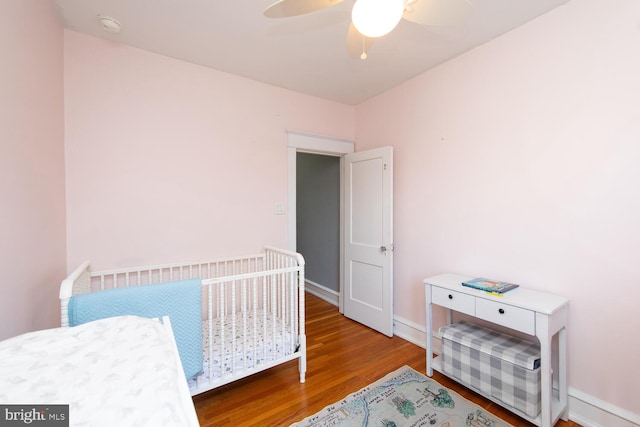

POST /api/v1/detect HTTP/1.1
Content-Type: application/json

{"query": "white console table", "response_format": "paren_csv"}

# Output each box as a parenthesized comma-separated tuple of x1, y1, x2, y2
(424, 273, 569, 427)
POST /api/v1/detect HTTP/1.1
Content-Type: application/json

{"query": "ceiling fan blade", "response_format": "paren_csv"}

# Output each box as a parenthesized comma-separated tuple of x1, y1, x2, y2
(264, 0, 345, 18)
(347, 22, 374, 59)
(402, 0, 473, 26)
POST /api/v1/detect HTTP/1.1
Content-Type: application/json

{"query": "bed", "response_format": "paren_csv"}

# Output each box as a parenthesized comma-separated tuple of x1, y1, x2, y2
(0, 315, 200, 427)
(59, 246, 306, 396)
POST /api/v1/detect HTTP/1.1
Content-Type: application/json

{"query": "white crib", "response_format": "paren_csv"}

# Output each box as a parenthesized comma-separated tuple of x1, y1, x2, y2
(59, 246, 306, 396)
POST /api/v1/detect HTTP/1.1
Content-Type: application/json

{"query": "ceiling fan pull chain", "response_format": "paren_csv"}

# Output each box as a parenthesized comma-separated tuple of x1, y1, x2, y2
(361, 35, 367, 60)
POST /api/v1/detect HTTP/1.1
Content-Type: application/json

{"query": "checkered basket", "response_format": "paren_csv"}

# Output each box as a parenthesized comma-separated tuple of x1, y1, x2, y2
(440, 320, 541, 418)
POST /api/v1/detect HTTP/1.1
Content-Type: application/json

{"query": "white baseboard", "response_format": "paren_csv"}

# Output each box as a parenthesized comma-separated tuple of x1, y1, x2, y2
(567, 387, 640, 427)
(392, 315, 640, 427)
(392, 314, 428, 349)
(305, 280, 339, 307)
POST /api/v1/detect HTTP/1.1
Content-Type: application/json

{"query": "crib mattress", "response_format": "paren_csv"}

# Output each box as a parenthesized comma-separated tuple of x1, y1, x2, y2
(192, 311, 296, 386)
(0, 315, 199, 427)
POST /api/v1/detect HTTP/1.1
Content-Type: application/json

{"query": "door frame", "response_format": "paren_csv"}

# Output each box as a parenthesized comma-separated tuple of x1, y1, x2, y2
(287, 131, 354, 313)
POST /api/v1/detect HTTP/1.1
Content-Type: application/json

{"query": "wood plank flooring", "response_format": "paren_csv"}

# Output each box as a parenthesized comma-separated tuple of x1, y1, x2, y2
(193, 292, 580, 426)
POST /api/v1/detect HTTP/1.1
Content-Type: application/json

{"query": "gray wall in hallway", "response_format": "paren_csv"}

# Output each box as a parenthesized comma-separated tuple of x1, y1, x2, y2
(296, 152, 340, 292)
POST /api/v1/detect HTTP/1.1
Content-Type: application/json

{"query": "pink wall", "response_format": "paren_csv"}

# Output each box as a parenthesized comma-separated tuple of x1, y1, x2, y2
(0, 0, 66, 339)
(355, 0, 640, 415)
(64, 31, 355, 271)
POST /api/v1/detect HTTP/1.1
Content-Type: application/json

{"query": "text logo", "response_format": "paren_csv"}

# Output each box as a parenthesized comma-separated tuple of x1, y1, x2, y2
(0, 405, 68, 426)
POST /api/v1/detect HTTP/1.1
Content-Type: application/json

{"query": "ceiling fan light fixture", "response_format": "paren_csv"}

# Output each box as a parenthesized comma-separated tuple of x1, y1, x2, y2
(351, 0, 404, 38)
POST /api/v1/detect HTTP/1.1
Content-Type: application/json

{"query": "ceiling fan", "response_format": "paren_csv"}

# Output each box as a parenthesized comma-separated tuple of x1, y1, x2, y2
(263, 0, 473, 59)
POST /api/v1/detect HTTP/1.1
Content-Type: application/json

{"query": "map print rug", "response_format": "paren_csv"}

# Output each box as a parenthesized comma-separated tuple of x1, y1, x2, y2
(291, 365, 513, 427)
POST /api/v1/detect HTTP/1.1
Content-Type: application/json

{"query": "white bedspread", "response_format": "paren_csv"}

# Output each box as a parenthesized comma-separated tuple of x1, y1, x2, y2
(0, 315, 199, 427)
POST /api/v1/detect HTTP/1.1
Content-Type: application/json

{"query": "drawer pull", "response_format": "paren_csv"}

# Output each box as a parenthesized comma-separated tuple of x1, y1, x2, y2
(498, 308, 505, 314)
(448, 294, 453, 300)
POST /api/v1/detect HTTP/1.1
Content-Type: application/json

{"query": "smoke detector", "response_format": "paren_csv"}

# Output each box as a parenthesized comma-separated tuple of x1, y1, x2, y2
(99, 16, 121, 33)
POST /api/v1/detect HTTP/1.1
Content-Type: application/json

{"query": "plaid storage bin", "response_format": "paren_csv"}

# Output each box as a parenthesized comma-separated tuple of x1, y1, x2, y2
(440, 320, 541, 418)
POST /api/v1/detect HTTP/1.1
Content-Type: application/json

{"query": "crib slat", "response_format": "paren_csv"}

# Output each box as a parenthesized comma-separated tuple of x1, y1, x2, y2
(208, 282, 214, 385)
(230, 279, 236, 375)
(219, 279, 225, 379)
(252, 276, 258, 376)
(241, 278, 247, 372)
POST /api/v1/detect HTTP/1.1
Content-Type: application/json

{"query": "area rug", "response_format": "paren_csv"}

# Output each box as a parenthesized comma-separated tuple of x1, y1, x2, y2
(291, 365, 513, 427)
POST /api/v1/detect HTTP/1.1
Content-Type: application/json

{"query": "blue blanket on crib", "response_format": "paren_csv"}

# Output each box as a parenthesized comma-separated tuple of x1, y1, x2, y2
(68, 279, 203, 380)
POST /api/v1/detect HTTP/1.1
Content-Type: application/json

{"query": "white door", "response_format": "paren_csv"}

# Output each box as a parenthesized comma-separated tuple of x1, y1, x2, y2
(343, 146, 393, 336)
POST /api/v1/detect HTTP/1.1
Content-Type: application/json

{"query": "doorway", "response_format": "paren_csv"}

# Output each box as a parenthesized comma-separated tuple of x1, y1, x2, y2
(296, 152, 340, 303)
(287, 132, 394, 336)
(287, 131, 354, 310)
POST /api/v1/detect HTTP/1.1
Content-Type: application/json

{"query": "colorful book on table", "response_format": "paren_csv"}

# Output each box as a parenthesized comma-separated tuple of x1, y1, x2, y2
(461, 278, 519, 294)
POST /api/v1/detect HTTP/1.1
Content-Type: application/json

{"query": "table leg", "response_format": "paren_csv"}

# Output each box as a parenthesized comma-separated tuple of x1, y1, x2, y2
(536, 313, 552, 427)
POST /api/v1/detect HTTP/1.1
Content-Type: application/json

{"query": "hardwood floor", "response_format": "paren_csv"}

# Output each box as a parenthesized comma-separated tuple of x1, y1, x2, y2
(193, 293, 580, 426)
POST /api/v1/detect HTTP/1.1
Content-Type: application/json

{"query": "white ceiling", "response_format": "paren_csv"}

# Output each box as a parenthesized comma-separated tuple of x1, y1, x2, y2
(53, 0, 570, 105)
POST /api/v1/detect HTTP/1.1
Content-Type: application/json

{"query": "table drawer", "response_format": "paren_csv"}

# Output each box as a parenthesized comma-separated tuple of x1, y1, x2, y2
(476, 298, 535, 335)
(432, 286, 475, 316)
